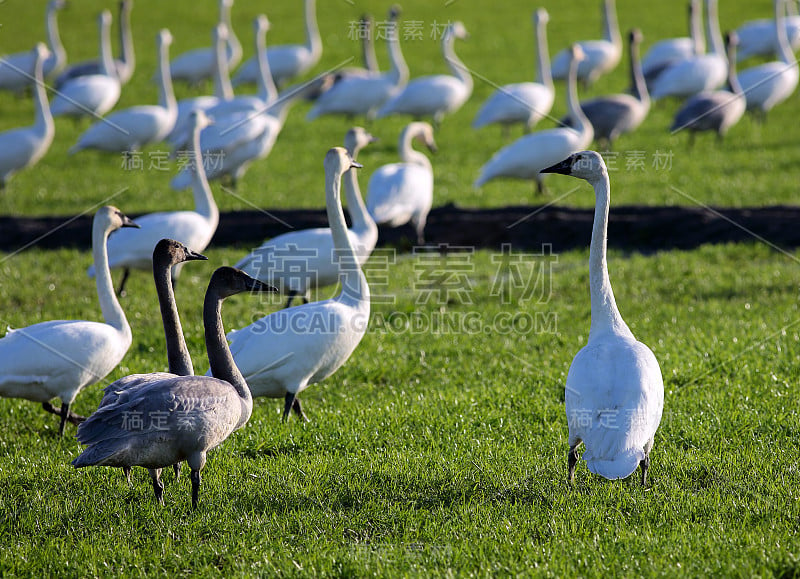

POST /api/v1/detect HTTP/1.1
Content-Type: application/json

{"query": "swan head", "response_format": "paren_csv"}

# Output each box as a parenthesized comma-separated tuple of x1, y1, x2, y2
(120, 0, 133, 14)
(534, 8, 549, 25)
(447, 21, 469, 41)
(154, 239, 208, 268)
(97, 206, 140, 234)
(628, 28, 643, 46)
(407, 121, 437, 154)
(542, 151, 607, 182)
(215, 22, 229, 42)
(33, 43, 49, 64)
(210, 267, 277, 299)
(325, 147, 363, 179)
(569, 43, 586, 64)
(188, 109, 213, 130)
(388, 5, 402, 20)
(49, 0, 67, 12)
(255, 14, 270, 33)
(724, 30, 739, 48)
(158, 29, 173, 47)
(345, 127, 377, 156)
(99, 9, 112, 28)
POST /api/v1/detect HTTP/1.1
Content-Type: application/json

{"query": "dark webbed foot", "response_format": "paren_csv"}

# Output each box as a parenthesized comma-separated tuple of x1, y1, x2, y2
(191, 470, 201, 509)
(639, 455, 650, 486)
(567, 445, 580, 482)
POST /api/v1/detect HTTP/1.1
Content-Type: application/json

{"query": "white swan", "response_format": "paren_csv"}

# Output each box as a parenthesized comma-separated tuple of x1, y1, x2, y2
(550, 0, 621, 86)
(216, 147, 369, 422)
(736, 0, 800, 61)
(73, 267, 276, 508)
(232, 0, 321, 88)
(650, 0, 728, 100)
(472, 9, 554, 133)
(235, 127, 376, 308)
(0, 206, 138, 436)
(0, 0, 66, 92)
(0, 44, 55, 189)
(641, 0, 705, 84)
(70, 29, 177, 153)
(55, 0, 135, 87)
(307, 6, 408, 121)
(88, 110, 219, 296)
(474, 45, 593, 193)
(737, 0, 799, 121)
(541, 151, 664, 485)
(366, 122, 437, 245)
(168, 0, 241, 85)
(50, 11, 121, 120)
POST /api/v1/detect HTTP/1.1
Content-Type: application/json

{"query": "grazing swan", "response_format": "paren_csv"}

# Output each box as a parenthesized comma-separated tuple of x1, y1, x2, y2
(70, 29, 177, 153)
(232, 0, 321, 87)
(650, 0, 727, 100)
(0, 44, 55, 189)
(472, 9, 554, 134)
(641, 0, 705, 85)
(671, 32, 746, 143)
(50, 11, 121, 120)
(550, 0, 621, 86)
(736, 0, 800, 61)
(0, 0, 66, 92)
(88, 110, 218, 296)
(366, 122, 437, 245)
(474, 45, 592, 193)
(737, 0, 799, 121)
(73, 267, 276, 508)
(235, 127, 377, 308)
(0, 207, 138, 436)
(562, 30, 650, 150)
(55, 0, 135, 87)
(168, 0, 241, 85)
(541, 151, 664, 485)
(307, 6, 408, 121)
(217, 148, 369, 422)
(376, 21, 471, 126)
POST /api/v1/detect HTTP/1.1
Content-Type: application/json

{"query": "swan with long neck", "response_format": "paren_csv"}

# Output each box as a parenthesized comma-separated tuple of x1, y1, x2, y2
(0, 43, 55, 189)
(73, 267, 276, 508)
(641, 0, 705, 84)
(474, 44, 592, 193)
(473, 8, 554, 133)
(217, 148, 370, 422)
(541, 151, 664, 485)
(376, 21, 471, 126)
(235, 127, 377, 308)
(0, 206, 137, 436)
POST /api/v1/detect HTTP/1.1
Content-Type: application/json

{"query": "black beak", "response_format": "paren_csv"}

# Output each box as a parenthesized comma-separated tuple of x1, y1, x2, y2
(250, 278, 278, 293)
(185, 249, 208, 262)
(428, 143, 438, 154)
(541, 157, 573, 175)
(121, 215, 140, 229)
(351, 160, 364, 169)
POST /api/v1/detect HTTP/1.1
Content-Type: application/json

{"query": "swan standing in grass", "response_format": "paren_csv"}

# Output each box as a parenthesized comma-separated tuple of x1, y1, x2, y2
(70, 29, 176, 153)
(88, 110, 219, 296)
(550, 0, 621, 86)
(541, 151, 664, 485)
(50, 11, 121, 121)
(366, 122, 437, 245)
(73, 267, 276, 508)
(671, 32, 746, 143)
(641, 0, 705, 86)
(0, 44, 55, 189)
(55, 0, 135, 88)
(217, 148, 369, 422)
(736, 0, 800, 61)
(232, 0, 321, 88)
(168, 0, 241, 85)
(376, 21, 471, 127)
(235, 127, 377, 308)
(0, 0, 66, 92)
(472, 9, 554, 134)
(474, 45, 592, 193)
(307, 6, 408, 121)
(737, 0, 799, 122)
(0, 207, 138, 436)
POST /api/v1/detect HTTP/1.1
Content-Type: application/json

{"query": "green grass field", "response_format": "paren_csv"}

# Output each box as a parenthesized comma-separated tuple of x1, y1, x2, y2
(1, 0, 800, 576)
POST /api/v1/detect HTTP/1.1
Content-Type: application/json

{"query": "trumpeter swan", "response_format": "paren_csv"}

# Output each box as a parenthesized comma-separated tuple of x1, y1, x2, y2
(736, 0, 800, 61)
(73, 267, 276, 508)
(376, 21, 471, 127)
(641, 0, 705, 85)
(0, 44, 55, 189)
(0, 207, 138, 436)
(88, 110, 218, 296)
(235, 127, 376, 308)
(551, 0, 621, 86)
(366, 122, 437, 245)
(215, 148, 369, 422)
(232, 0, 321, 88)
(541, 151, 664, 485)
(473, 9, 554, 134)
(50, 11, 121, 120)
(70, 29, 177, 153)
(474, 45, 593, 193)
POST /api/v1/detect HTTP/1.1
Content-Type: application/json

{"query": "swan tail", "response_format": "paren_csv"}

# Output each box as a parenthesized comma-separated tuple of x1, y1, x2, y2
(72, 439, 130, 468)
(583, 448, 645, 480)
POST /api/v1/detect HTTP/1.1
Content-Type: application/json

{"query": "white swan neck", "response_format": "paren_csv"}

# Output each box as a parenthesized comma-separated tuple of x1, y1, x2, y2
(213, 29, 234, 100)
(33, 51, 54, 140)
(630, 36, 650, 106)
(727, 39, 744, 96)
(154, 257, 193, 376)
(535, 14, 553, 89)
(399, 127, 432, 169)
(566, 54, 591, 140)
(603, 0, 622, 50)
(344, 143, 375, 236)
(119, 1, 135, 72)
(99, 15, 116, 78)
(386, 15, 409, 86)
(45, 3, 65, 70)
(255, 23, 278, 104)
(157, 38, 176, 115)
(304, 0, 322, 58)
(220, 0, 242, 65)
(705, 0, 725, 57)
(690, 0, 706, 55)
(363, 21, 379, 73)
(93, 219, 130, 338)
(776, 0, 795, 65)
(191, 121, 219, 227)
(443, 30, 472, 93)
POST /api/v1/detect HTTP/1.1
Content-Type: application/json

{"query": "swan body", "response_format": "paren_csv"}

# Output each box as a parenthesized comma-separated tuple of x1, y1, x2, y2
(216, 147, 369, 421)
(0, 207, 137, 436)
(641, 0, 705, 82)
(473, 9, 554, 132)
(475, 45, 593, 192)
(736, 0, 800, 61)
(0, 44, 55, 189)
(376, 21, 471, 126)
(235, 127, 376, 307)
(551, 0, 621, 85)
(541, 151, 664, 484)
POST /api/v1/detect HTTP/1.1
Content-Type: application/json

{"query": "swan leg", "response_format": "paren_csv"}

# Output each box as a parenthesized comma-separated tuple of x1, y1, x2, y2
(283, 392, 298, 422)
(567, 444, 581, 482)
(292, 397, 309, 422)
(122, 466, 132, 484)
(173, 462, 181, 479)
(42, 401, 85, 430)
(117, 268, 131, 297)
(285, 291, 302, 308)
(639, 454, 650, 486)
(190, 469, 201, 509)
(149, 468, 164, 505)
(58, 403, 70, 436)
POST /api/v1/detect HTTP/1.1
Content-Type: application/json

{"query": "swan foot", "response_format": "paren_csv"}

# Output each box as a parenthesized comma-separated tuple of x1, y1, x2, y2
(639, 455, 650, 486)
(173, 462, 181, 480)
(190, 469, 201, 509)
(283, 392, 298, 422)
(567, 444, 580, 482)
(292, 397, 309, 422)
(43, 402, 85, 435)
(150, 468, 164, 505)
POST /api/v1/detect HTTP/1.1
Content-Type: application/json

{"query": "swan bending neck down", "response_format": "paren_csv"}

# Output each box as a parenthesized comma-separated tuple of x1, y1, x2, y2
(73, 267, 277, 508)
(541, 151, 664, 485)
